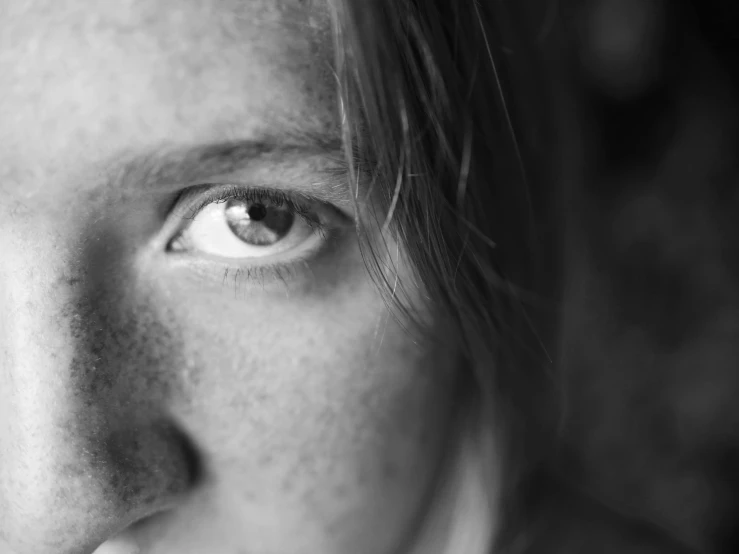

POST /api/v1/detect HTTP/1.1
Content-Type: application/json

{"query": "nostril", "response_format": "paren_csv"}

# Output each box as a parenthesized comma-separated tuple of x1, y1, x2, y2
(87, 444, 197, 554)
(100, 417, 203, 510)
(177, 425, 203, 489)
(93, 423, 202, 554)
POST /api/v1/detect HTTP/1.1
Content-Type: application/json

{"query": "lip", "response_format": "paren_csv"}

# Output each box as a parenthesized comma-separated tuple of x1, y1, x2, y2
(90, 515, 157, 554)
(91, 504, 175, 554)
(90, 531, 141, 554)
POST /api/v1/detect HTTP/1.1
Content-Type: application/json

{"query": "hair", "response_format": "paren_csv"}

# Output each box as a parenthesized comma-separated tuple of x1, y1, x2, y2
(328, 1, 739, 553)
(330, 0, 571, 551)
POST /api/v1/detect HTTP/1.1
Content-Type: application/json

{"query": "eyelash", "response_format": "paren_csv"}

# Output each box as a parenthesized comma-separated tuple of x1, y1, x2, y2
(179, 184, 326, 230)
(218, 262, 314, 292)
(167, 184, 335, 287)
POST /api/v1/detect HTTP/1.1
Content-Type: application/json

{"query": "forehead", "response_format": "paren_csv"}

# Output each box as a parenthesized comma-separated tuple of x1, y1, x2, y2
(0, 0, 337, 197)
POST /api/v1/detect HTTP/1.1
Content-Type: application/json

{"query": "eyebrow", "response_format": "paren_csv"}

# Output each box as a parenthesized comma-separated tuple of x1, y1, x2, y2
(106, 132, 348, 197)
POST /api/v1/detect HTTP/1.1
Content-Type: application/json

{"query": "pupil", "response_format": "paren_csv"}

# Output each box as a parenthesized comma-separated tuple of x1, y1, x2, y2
(224, 198, 294, 246)
(247, 203, 267, 221)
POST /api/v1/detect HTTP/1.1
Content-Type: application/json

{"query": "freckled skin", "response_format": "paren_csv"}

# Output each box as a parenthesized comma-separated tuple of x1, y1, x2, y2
(0, 2, 461, 554)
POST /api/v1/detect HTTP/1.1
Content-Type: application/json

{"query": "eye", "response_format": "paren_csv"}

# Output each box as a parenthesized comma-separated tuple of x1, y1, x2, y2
(168, 186, 335, 261)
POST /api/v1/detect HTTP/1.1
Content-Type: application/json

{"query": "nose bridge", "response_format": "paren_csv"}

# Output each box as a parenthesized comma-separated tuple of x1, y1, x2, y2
(0, 237, 80, 464)
(0, 237, 104, 549)
(0, 232, 194, 554)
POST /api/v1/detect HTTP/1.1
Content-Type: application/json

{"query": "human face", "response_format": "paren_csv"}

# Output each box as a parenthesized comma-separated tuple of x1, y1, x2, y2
(0, 1, 461, 553)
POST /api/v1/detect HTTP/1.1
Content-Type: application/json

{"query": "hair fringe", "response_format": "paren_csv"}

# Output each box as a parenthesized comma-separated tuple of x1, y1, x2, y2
(331, 0, 567, 550)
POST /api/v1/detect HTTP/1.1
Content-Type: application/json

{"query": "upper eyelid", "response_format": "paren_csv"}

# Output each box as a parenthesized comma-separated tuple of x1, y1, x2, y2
(170, 183, 353, 223)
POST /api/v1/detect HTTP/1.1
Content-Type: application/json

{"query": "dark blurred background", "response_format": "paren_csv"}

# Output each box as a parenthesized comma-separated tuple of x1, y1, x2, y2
(510, 2, 739, 553)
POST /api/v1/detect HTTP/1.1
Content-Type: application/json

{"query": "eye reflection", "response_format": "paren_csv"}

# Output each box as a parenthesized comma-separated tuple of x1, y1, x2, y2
(224, 198, 294, 247)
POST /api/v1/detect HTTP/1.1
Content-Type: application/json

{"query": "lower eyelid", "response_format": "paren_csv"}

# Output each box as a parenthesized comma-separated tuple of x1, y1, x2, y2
(163, 250, 319, 293)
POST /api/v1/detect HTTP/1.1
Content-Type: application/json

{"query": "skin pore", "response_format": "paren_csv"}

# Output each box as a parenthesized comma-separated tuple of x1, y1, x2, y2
(0, 1, 476, 553)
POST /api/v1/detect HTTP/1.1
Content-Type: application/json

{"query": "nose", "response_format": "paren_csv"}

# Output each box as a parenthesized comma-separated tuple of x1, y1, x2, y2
(0, 237, 197, 554)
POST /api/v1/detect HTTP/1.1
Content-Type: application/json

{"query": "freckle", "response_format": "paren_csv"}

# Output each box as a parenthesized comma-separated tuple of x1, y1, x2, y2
(239, 488, 258, 503)
(257, 452, 274, 468)
(381, 459, 400, 482)
(332, 483, 349, 500)
(281, 473, 297, 494)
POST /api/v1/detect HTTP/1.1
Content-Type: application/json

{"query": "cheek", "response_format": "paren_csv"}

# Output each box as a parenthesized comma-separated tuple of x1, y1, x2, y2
(168, 283, 456, 477)
(66, 283, 187, 420)
(135, 259, 460, 541)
